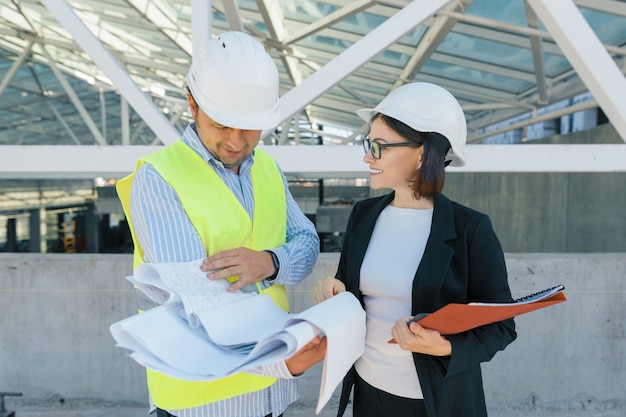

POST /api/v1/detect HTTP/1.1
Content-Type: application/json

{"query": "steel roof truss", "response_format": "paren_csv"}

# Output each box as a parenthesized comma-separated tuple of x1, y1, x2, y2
(574, 0, 626, 18)
(191, 0, 212, 59)
(272, 0, 456, 136)
(40, 0, 180, 145)
(524, 1, 548, 104)
(39, 44, 107, 145)
(282, 0, 377, 46)
(0, 42, 32, 98)
(527, 0, 626, 143)
(221, 0, 244, 32)
(394, 0, 473, 89)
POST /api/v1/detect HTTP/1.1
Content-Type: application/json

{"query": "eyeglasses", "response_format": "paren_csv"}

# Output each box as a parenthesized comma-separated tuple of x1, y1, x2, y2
(362, 136, 419, 159)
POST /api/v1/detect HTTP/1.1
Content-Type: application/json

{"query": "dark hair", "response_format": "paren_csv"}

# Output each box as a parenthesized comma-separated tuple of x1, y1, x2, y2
(374, 114, 450, 199)
(186, 85, 199, 113)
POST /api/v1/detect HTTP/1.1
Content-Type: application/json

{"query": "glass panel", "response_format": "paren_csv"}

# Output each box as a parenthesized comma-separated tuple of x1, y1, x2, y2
(421, 61, 531, 93)
(439, 32, 533, 71)
(438, 32, 571, 77)
(580, 9, 626, 45)
(465, 0, 528, 26)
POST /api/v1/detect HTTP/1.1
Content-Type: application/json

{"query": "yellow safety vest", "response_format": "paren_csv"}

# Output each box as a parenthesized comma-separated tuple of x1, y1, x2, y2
(117, 141, 289, 409)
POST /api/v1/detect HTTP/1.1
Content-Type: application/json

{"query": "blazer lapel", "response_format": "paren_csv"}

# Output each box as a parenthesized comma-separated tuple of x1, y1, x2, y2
(412, 193, 457, 312)
(345, 193, 394, 294)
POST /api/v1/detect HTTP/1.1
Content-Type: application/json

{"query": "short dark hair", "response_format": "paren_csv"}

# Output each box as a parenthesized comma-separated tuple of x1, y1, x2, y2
(186, 85, 198, 113)
(374, 114, 450, 199)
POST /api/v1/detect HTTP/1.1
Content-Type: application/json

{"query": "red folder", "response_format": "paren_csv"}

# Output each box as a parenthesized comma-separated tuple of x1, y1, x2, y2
(389, 285, 566, 342)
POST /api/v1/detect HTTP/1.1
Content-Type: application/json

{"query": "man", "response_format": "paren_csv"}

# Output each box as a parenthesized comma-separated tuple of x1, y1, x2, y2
(117, 31, 324, 417)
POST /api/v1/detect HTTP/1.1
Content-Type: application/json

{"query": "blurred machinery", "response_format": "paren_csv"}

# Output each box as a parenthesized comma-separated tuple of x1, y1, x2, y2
(315, 201, 353, 252)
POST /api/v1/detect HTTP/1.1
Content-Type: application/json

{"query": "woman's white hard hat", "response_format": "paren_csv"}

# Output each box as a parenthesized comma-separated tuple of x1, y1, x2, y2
(356, 82, 467, 167)
(186, 31, 280, 130)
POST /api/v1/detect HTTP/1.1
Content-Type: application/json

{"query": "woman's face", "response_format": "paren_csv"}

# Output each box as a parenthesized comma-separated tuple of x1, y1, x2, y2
(363, 118, 423, 192)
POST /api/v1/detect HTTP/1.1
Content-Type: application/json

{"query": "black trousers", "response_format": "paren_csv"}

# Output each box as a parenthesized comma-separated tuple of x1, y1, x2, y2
(156, 408, 282, 417)
(353, 373, 427, 417)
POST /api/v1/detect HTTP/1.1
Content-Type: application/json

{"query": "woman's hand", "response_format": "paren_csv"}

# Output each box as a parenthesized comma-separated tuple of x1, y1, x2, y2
(391, 317, 452, 357)
(285, 335, 327, 375)
(313, 277, 346, 303)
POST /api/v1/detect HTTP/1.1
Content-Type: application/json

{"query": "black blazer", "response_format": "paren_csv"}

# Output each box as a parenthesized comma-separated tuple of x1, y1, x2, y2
(336, 192, 517, 417)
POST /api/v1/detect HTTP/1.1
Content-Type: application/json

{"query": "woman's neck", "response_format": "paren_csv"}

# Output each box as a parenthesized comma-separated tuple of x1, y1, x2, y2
(391, 190, 434, 209)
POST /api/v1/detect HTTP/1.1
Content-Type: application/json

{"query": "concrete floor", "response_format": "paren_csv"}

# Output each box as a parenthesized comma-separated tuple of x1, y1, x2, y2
(9, 406, 626, 417)
(5, 363, 624, 417)
(8, 401, 626, 417)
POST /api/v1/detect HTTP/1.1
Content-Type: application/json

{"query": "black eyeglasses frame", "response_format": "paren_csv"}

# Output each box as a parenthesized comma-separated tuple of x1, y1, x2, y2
(362, 136, 420, 159)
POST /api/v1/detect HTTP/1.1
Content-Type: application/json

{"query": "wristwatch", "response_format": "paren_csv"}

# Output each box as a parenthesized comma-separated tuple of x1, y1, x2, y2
(265, 250, 280, 281)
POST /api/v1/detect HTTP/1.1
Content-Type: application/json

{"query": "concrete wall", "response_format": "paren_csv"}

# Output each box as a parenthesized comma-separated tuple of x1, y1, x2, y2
(292, 124, 626, 254)
(1, 253, 625, 411)
(443, 172, 626, 253)
(289, 171, 626, 253)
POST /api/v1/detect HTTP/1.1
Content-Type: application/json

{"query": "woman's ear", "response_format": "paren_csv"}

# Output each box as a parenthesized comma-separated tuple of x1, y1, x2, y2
(417, 145, 425, 167)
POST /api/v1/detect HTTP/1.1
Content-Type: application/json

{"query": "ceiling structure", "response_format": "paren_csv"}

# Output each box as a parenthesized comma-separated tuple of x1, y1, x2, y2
(0, 0, 625, 181)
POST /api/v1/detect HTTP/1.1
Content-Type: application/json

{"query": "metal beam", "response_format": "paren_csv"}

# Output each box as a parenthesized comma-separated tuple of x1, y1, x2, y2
(256, 0, 304, 87)
(192, 0, 212, 58)
(439, 10, 626, 56)
(0, 145, 625, 179)
(121, 97, 130, 145)
(574, 0, 626, 17)
(46, 102, 83, 145)
(524, 1, 548, 104)
(40, 0, 180, 145)
(283, 0, 376, 45)
(527, 0, 626, 143)
(39, 44, 107, 146)
(393, 0, 473, 89)
(126, 0, 193, 56)
(268, 0, 455, 137)
(222, 0, 244, 32)
(469, 99, 598, 142)
(0, 41, 33, 97)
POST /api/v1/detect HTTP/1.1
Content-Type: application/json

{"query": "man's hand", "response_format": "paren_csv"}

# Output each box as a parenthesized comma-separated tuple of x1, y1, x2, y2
(285, 335, 328, 375)
(201, 247, 276, 292)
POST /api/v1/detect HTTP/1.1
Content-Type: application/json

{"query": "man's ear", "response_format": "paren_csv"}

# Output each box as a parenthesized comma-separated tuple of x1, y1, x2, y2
(187, 94, 198, 118)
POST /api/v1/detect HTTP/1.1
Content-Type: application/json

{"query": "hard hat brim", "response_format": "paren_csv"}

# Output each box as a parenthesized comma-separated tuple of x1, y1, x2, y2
(356, 107, 466, 167)
(186, 70, 280, 131)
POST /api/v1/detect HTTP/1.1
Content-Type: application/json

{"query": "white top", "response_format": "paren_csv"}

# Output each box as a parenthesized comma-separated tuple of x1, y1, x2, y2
(355, 204, 433, 399)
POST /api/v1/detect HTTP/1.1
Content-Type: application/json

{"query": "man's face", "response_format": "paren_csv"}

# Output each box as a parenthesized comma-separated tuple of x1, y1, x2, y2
(188, 95, 262, 173)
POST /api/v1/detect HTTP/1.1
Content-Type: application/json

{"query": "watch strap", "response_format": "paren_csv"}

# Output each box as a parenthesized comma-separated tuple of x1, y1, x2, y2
(265, 250, 279, 281)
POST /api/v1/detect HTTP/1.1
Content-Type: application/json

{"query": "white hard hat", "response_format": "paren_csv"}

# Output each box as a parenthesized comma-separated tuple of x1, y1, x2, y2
(357, 82, 467, 167)
(186, 31, 280, 130)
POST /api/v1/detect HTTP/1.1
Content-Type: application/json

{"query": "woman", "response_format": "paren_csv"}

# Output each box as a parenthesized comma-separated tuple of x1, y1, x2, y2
(315, 82, 517, 417)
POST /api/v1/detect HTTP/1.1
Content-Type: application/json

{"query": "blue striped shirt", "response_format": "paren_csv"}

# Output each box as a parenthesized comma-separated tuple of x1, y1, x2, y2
(129, 123, 320, 417)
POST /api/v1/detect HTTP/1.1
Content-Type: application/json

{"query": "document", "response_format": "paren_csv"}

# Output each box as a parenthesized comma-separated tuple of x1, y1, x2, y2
(389, 285, 566, 342)
(112, 260, 366, 414)
(125, 259, 255, 327)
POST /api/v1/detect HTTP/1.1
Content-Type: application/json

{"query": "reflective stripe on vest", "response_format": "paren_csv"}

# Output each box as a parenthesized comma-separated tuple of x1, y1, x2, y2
(116, 142, 288, 409)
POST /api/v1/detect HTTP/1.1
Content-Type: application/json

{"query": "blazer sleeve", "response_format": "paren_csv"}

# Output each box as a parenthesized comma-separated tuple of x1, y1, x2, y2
(443, 214, 517, 378)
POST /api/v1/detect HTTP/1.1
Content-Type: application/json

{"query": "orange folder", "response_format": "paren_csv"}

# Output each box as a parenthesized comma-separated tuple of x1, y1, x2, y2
(389, 285, 566, 342)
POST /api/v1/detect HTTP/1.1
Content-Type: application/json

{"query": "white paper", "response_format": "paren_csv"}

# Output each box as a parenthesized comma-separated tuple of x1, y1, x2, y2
(469, 284, 565, 306)
(289, 292, 366, 413)
(196, 294, 288, 350)
(112, 260, 366, 413)
(127, 259, 255, 326)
